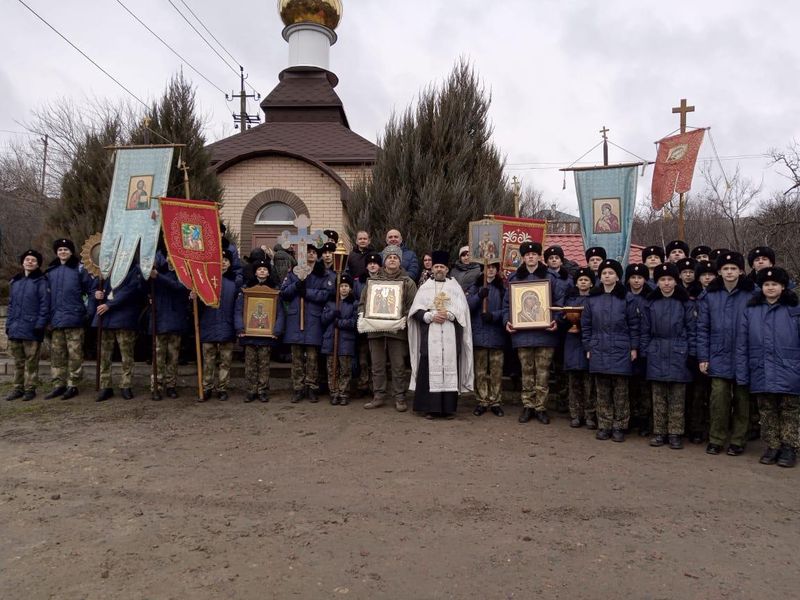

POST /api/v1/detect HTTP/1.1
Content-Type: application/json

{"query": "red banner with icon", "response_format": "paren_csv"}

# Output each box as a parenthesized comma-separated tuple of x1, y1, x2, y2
(486, 215, 547, 274)
(160, 198, 223, 307)
(651, 129, 706, 210)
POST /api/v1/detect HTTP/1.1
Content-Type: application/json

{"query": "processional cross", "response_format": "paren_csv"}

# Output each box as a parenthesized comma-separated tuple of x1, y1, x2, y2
(276, 214, 322, 281)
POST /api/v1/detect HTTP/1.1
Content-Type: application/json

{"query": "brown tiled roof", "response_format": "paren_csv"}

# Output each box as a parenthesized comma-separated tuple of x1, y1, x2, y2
(207, 67, 378, 170)
(544, 233, 644, 266)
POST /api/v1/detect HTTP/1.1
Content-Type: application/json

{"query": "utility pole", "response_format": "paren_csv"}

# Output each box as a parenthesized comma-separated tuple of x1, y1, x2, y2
(227, 66, 261, 133)
(40, 134, 48, 196)
(512, 176, 521, 217)
(672, 98, 695, 240)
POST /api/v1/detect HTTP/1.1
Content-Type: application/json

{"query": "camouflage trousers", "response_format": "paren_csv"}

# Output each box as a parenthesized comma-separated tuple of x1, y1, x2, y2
(100, 329, 136, 389)
(756, 394, 800, 449)
(291, 345, 319, 392)
(708, 378, 750, 447)
(651, 381, 686, 436)
(202, 342, 233, 392)
(155, 333, 181, 390)
(327, 355, 352, 398)
(517, 347, 555, 410)
(474, 348, 504, 407)
(594, 374, 630, 431)
(50, 327, 84, 387)
(9, 339, 41, 392)
(357, 336, 371, 390)
(244, 345, 272, 394)
(568, 370, 593, 420)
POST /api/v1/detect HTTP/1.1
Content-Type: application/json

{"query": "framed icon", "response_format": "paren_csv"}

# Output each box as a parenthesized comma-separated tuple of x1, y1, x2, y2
(509, 280, 552, 329)
(364, 280, 404, 320)
(468, 219, 503, 263)
(592, 197, 621, 234)
(126, 175, 154, 210)
(242, 287, 279, 337)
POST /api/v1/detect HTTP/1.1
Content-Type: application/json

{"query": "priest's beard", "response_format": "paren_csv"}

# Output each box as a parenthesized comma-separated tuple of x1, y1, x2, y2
(433, 273, 447, 282)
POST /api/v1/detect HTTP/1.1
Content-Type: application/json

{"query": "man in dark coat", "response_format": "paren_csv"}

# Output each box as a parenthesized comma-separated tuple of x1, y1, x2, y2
(5, 250, 49, 401)
(45, 238, 93, 400)
(347, 230, 375, 280)
(385, 229, 420, 282)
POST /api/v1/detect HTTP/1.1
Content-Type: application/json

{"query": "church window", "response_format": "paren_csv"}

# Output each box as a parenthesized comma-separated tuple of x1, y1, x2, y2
(255, 202, 296, 225)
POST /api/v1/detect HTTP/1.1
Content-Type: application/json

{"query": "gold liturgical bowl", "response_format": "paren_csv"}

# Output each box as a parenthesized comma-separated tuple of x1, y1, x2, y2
(550, 306, 584, 333)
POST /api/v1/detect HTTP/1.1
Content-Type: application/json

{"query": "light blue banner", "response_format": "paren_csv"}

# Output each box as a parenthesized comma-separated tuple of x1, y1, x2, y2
(100, 147, 174, 288)
(573, 165, 639, 265)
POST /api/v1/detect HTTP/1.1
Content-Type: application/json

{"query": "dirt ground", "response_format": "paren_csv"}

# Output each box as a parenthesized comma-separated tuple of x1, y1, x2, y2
(1, 386, 799, 600)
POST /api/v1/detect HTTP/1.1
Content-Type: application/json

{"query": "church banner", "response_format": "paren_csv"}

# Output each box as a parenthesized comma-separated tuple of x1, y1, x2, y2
(160, 198, 223, 308)
(651, 129, 706, 210)
(485, 215, 547, 274)
(99, 146, 174, 288)
(572, 164, 639, 264)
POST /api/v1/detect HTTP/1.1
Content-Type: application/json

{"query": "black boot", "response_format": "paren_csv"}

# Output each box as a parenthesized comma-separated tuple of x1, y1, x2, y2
(473, 405, 487, 417)
(23, 389, 36, 401)
(258, 391, 270, 403)
(45, 386, 67, 399)
(777, 446, 797, 468)
(534, 410, 550, 425)
(585, 416, 597, 430)
(490, 405, 504, 417)
(611, 428, 625, 443)
(338, 395, 349, 406)
(166, 387, 178, 398)
(518, 407, 535, 423)
(96, 388, 113, 402)
(650, 435, 666, 447)
(760, 447, 780, 465)
(330, 393, 340, 406)
(595, 429, 611, 441)
(121, 388, 134, 400)
(5, 389, 24, 401)
(668, 434, 683, 449)
(308, 388, 319, 403)
(291, 389, 304, 403)
(244, 392, 256, 403)
(61, 387, 79, 400)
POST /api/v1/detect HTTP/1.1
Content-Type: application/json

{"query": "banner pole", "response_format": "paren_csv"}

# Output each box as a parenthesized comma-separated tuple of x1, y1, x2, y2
(482, 258, 488, 314)
(95, 277, 104, 391)
(332, 270, 342, 393)
(180, 160, 205, 402)
(150, 278, 159, 399)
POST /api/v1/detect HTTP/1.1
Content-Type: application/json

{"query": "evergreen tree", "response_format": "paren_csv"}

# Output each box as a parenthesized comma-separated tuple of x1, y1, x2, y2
(130, 71, 223, 204)
(347, 59, 513, 258)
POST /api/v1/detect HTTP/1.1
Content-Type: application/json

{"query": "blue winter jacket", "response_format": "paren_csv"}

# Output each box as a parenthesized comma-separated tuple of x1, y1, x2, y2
(562, 288, 590, 371)
(147, 267, 190, 335)
(400, 245, 420, 282)
(7, 269, 50, 342)
(736, 290, 800, 395)
(625, 284, 652, 377)
(581, 283, 641, 376)
(503, 262, 564, 349)
(279, 261, 335, 346)
(321, 295, 358, 356)
(90, 267, 144, 330)
(235, 278, 285, 348)
(640, 286, 696, 383)
(547, 266, 573, 306)
(696, 275, 758, 379)
(198, 270, 240, 343)
(467, 277, 506, 349)
(46, 256, 92, 329)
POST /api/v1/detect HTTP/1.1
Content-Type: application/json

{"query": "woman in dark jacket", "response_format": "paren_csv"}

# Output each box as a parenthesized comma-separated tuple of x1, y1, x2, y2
(196, 250, 240, 401)
(5, 249, 50, 401)
(467, 259, 506, 416)
(640, 264, 696, 449)
(45, 238, 93, 400)
(736, 267, 800, 467)
(236, 259, 285, 403)
(321, 274, 358, 405)
(581, 259, 640, 442)
(451, 246, 482, 292)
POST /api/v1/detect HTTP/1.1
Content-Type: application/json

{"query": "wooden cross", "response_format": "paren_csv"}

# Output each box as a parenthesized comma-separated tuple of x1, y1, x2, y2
(672, 98, 695, 133)
(276, 214, 322, 281)
(599, 125, 609, 140)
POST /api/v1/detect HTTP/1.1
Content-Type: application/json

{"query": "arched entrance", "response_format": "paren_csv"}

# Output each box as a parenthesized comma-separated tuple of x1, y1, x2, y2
(240, 189, 309, 255)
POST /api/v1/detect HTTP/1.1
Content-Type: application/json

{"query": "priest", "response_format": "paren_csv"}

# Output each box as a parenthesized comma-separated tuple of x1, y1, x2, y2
(408, 250, 474, 418)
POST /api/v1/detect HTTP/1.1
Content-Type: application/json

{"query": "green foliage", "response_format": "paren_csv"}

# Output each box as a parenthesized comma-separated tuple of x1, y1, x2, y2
(346, 58, 513, 258)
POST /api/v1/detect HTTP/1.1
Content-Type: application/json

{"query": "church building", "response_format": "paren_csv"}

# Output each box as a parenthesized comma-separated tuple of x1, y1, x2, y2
(206, 1, 377, 255)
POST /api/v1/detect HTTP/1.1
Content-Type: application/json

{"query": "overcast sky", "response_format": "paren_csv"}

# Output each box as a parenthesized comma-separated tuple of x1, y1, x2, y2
(2, 0, 799, 212)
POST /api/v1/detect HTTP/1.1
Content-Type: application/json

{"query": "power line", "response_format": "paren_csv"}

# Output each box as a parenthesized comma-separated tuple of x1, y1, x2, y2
(0, 129, 36, 136)
(14, 0, 150, 109)
(114, 0, 228, 96)
(506, 154, 772, 169)
(168, 0, 261, 96)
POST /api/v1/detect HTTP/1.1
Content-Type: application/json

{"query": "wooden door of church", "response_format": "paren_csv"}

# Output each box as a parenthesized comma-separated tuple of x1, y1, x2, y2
(251, 226, 284, 255)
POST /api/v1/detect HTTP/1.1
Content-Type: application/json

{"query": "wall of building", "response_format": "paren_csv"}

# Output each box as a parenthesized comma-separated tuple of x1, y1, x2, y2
(218, 156, 344, 254)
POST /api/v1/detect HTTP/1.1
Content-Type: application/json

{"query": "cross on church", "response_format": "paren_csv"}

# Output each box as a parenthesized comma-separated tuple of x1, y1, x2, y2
(599, 125, 609, 140)
(276, 214, 322, 280)
(672, 98, 695, 133)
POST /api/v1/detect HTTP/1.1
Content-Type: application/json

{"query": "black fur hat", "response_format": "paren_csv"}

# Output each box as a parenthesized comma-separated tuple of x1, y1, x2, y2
(599, 259, 623, 280)
(654, 263, 680, 281)
(585, 246, 607, 262)
(321, 241, 337, 254)
(52, 238, 76, 255)
(694, 260, 716, 278)
(431, 250, 450, 267)
(757, 267, 790, 288)
(575, 267, 596, 284)
(748, 246, 776, 267)
(690, 245, 712, 259)
(642, 245, 665, 261)
(20, 249, 43, 266)
(365, 252, 382, 267)
(666, 240, 690, 255)
(716, 251, 745, 271)
(677, 257, 697, 273)
(544, 246, 564, 260)
(625, 263, 649, 281)
(340, 273, 354, 287)
(520, 241, 542, 257)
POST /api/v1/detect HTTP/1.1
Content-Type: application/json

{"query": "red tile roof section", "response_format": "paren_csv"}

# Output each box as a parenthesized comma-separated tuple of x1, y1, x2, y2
(544, 233, 644, 266)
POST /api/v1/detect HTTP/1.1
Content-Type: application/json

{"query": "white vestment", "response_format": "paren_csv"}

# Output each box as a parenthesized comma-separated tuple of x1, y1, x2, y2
(408, 277, 474, 393)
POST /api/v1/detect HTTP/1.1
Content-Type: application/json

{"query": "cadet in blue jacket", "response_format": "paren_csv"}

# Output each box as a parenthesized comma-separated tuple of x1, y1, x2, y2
(280, 245, 335, 403)
(625, 262, 653, 436)
(563, 267, 595, 428)
(195, 250, 239, 401)
(148, 254, 190, 400)
(641, 263, 696, 450)
(321, 273, 358, 405)
(581, 259, 640, 442)
(5, 249, 50, 401)
(697, 252, 756, 456)
(504, 241, 564, 425)
(736, 267, 800, 468)
(352, 252, 382, 397)
(467, 258, 506, 417)
(685, 260, 717, 444)
(236, 259, 285, 403)
(45, 238, 93, 400)
(92, 263, 144, 402)
(642, 245, 665, 284)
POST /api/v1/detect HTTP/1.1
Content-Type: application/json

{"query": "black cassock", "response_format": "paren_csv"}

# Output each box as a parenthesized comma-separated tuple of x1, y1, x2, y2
(411, 309, 463, 415)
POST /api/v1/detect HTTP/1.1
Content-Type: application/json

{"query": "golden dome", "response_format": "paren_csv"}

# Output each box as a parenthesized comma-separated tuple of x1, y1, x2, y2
(279, 0, 342, 30)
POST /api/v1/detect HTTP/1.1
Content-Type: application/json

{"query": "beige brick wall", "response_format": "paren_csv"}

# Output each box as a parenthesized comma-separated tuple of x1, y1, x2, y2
(332, 165, 372, 190)
(218, 156, 345, 247)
